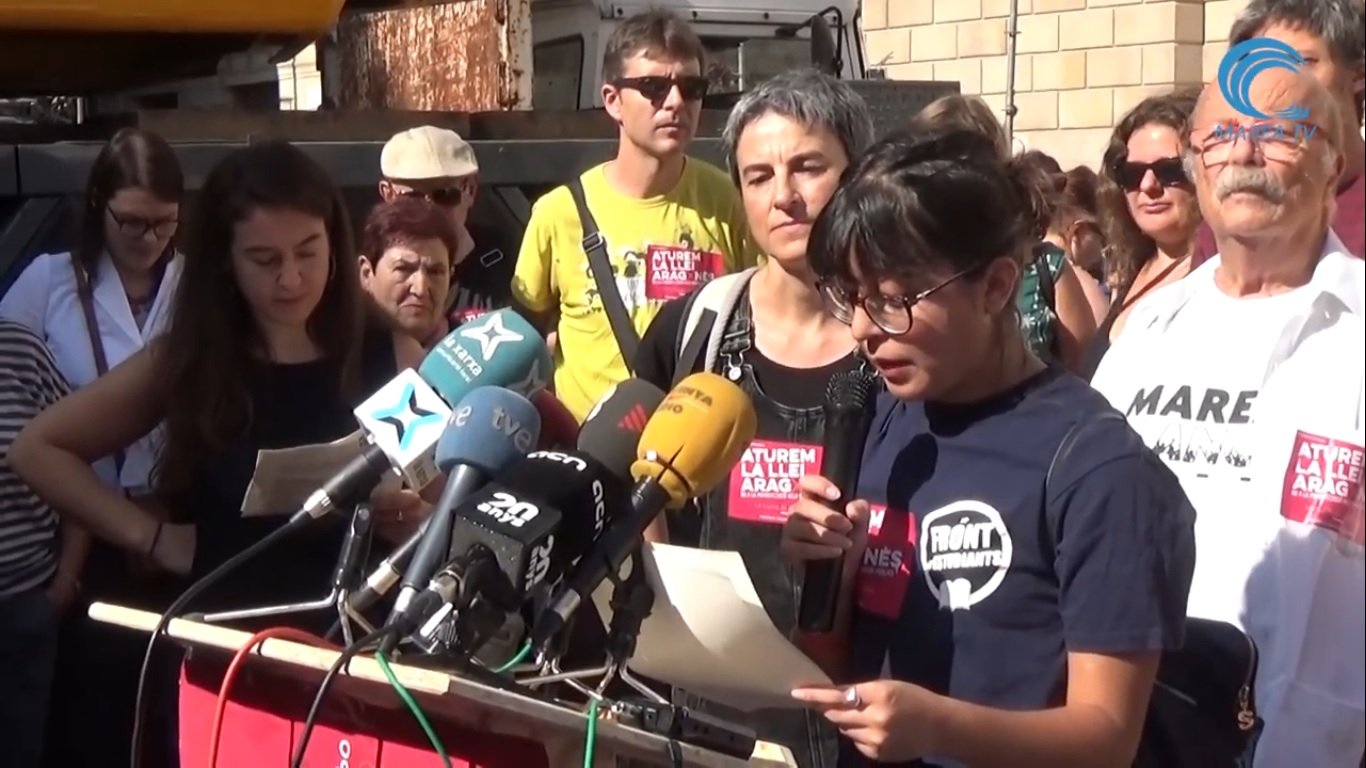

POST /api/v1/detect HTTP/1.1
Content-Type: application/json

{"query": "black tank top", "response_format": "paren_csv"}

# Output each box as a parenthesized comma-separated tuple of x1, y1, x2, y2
(176, 323, 397, 623)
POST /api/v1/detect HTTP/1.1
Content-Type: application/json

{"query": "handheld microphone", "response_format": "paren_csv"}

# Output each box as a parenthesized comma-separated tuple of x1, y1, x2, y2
(297, 310, 551, 526)
(390, 387, 541, 620)
(394, 450, 628, 631)
(531, 390, 581, 450)
(797, 369, 880, 633)
(577, 379, 666, 479)
(530, 372, 756, 654)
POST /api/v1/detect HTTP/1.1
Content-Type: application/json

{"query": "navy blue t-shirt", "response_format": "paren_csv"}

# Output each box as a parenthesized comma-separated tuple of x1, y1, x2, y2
(844, 367, 1196, 767)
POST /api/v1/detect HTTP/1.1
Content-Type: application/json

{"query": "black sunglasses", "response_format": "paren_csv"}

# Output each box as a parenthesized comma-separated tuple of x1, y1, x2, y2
(613, 75, 709, 103)
(1112, 157, 1188, 191)
(400, 186, 463, 207)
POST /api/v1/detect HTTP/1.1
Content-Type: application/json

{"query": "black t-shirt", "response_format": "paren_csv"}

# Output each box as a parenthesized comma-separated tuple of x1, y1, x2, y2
(635, 292, 854, 407)
(446, 222, 518, 324)
(176, 323, 398, 623)
(847, 367, 1196, 767)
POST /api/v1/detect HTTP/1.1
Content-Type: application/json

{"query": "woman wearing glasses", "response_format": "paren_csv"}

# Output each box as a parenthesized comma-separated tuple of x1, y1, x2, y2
(633, 70, 874, 768)
(0, 127, 183, 767)
(779, 128, 1197, 767)
(1081, 91, 1200, 378)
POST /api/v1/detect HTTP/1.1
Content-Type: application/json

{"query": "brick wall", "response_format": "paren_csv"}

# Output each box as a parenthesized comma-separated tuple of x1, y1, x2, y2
(864, 0, 1250, 171)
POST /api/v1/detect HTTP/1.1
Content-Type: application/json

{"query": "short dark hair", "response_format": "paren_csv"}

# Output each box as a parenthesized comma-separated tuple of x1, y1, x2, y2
(1231, 0, 1365, 75)
(601, 8, 706, 83)
(360, 197, 460, 269)
(808, 128, 1051, 300)
(1231, 0, 1366, 123)
(909, 94, 1011, 159)
(77, 128, 184, 277)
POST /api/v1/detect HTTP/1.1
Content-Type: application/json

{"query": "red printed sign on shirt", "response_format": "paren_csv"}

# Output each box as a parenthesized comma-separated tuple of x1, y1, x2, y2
(727, 439, 822, 525)
(644, 244, 723, 301)
(856, 504, 918, 619)
(1281, 431, 1366, 546)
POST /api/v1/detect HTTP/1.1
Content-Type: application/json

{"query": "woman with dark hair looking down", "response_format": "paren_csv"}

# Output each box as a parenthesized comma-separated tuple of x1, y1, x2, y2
(779, 128, 1197, 767)
(10, 141, 427, 764)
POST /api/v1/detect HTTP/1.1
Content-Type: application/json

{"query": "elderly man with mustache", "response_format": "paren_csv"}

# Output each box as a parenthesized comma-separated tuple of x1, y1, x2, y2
(1091, 68, 1365, 767)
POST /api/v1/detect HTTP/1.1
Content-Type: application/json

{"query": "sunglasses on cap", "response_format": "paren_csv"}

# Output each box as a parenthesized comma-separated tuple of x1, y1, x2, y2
(1112, 157, 1188, 192)
(612, 75, 709, 103)
(399, 186, 463, 207)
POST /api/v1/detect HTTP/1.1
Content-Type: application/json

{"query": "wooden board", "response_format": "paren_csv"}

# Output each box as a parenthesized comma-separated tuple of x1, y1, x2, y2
(89, 602, 796, 768)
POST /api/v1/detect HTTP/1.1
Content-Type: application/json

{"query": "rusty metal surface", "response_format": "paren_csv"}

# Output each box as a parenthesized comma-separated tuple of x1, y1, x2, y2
(335, 0, 530, 112)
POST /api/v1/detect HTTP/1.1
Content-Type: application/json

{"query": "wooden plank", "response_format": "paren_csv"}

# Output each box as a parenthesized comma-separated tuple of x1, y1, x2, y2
(89, 602, 797, 768)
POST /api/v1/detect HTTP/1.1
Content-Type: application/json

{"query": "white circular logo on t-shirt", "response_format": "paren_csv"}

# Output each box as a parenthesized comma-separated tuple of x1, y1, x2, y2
(918, 500, 1013, 611)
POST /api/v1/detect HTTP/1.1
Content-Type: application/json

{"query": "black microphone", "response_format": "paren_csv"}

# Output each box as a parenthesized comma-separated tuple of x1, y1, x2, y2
(393, 450, 628, 632)
(529, 372, 757, 655)
(797, 369, 880, 632)
(387, 386, 541, 623)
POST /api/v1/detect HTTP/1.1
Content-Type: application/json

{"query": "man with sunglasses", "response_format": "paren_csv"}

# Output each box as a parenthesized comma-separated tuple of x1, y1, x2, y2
(1092, 69, 1365, 768)
(380, 126, 517, 327)
(1193, 0, 1365, 262)
(512, 9, 756, 422)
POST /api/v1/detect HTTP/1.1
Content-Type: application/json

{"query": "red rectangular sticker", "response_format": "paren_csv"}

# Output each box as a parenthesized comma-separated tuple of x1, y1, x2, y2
(856, 504, 918, 620)
(726, 439, 822, 525)
(1281, 431, 1365, 546)
(644, 244, 723, 301)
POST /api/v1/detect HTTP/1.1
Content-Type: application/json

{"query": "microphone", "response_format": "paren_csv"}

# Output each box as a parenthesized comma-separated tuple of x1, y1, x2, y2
(294, 310, 550, 526)
(576, 379, 666, 479)
(529, 372, 756, 654)
(531, 390, 581, 450)
(359, 309, 550, 489)
(390, 387, 541, 620)
(393, 450, 628, 632)
(797, 369, 880, 633)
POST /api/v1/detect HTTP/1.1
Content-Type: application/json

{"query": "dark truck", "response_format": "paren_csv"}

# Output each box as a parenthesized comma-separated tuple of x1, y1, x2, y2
(0, 78, 955, 297)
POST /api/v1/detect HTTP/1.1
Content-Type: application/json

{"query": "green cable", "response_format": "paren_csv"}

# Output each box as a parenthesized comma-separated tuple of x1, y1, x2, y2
(583, 698, 599, 768)
(375, 650, 454, 768)
(493, 640, 532, 674)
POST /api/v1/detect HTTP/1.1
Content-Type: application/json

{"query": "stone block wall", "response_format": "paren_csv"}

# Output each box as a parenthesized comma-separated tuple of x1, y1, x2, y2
(863, 0, 1249, 170)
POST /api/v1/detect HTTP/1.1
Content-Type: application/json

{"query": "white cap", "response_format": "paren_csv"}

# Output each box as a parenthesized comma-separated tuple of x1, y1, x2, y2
(380, 126, 479, 180)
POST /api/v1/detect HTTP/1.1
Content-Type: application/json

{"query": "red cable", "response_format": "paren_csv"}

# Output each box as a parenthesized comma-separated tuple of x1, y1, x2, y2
(208, 627, 334, 768)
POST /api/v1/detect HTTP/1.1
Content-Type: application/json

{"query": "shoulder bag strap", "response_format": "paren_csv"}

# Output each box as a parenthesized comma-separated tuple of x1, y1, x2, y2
(567, 177, 641, 371)
(71, 258, 128, 479)
(1033, 244, 1058, 314)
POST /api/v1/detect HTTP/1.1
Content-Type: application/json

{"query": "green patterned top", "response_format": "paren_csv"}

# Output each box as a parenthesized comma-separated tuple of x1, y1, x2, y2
(1017, 243, 1066, 361)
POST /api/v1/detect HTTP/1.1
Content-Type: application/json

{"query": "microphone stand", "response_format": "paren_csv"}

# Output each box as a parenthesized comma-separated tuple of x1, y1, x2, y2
(198, 503, 374, 642)
(520, 547, 667, 704)
(598, 548, 667, 702)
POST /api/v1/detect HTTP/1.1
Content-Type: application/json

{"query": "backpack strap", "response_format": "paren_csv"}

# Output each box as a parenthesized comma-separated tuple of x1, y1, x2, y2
(1043, 410, 1127, 553)
(673, 268, 757, 384)
(567, 177, 640, 371)
(1033, 244, 1058, 314)
(71, 257, 128, 481)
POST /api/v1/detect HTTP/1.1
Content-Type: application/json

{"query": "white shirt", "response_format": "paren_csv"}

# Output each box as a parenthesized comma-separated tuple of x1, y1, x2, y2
(1092, 233, 1365, 768)
(0, 250, 182, 493)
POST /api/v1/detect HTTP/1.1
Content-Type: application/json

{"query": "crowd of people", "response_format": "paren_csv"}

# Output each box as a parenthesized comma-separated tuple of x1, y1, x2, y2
(0, 0, 1362, 767)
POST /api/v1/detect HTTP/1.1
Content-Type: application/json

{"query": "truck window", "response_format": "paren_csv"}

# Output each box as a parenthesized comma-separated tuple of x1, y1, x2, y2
(701, 37, 741, 95)
(533, 36, 584, 110)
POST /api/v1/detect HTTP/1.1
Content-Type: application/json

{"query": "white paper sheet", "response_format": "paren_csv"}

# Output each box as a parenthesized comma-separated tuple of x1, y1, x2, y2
(592, 542, 832, 712)
(240, 430, 399, 517)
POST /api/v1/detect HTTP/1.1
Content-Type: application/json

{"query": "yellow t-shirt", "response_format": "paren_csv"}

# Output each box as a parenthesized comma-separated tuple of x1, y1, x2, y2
(513, 159, 756, 421)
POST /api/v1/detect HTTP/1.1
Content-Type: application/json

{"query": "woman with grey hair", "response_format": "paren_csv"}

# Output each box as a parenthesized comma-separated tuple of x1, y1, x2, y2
(632, 68, 874, 768)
